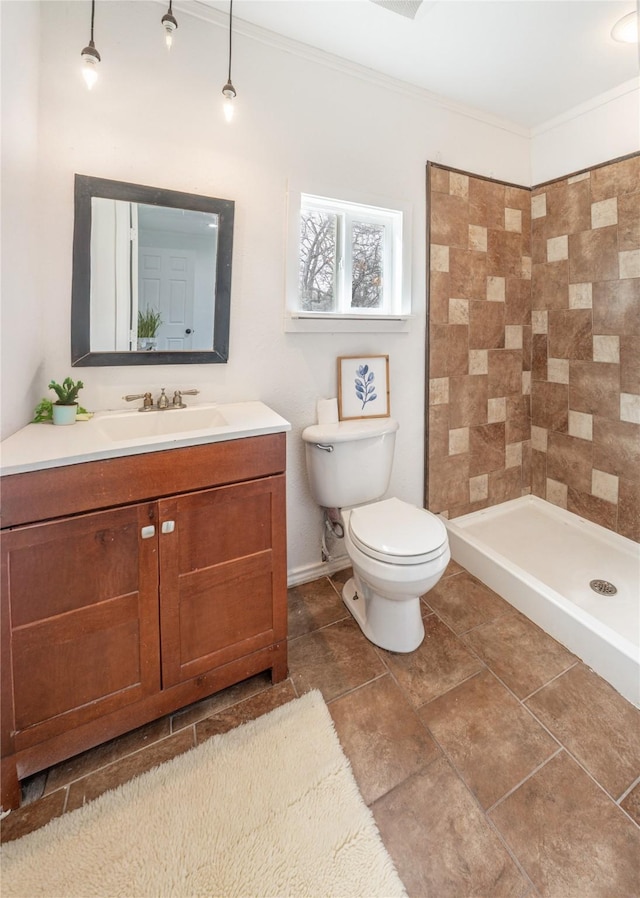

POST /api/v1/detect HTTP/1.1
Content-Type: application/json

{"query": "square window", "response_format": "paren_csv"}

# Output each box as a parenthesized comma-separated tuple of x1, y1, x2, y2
(286, 188, 411, 331)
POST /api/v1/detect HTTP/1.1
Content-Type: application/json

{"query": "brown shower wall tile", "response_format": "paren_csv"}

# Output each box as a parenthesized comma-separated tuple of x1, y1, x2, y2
(469, 423, 506, 477)
(505, 395, 531, 443)
(620, 336, 640, 395)
(428, 158, 639, 539)
(448, 375, 488, 429)
(488, 350, 522, 398)
(618, 192, 640, 251)
(618, 478, 640, 542)
(569, 226, 619, 283)
(592, 279, 640, 335)
(428, 404, 450, 459)
(546, 432, 593, 494)
(531, 260, 569, 309)
(430, 191, 470, 248)
(567, 488, 618, 531)
(428, 165, 531, 517)
(548, 309, 592, 360)
(532, 333, 548, 381)
(487, 230, 523, 277)
(449, 248, 487, 300)
(428, 270, 451, 324)
(469, 301, 505, 349)
(543, 179, 591, 237)
(569, 361, 620, 419)
(592, 417, 640, 480)
(531, 156, 640, 541)
(505, 278, 531, 325)
(531, 381, 568, 433)
(590, 154, 640, 200)
(468, 177, 506, 230)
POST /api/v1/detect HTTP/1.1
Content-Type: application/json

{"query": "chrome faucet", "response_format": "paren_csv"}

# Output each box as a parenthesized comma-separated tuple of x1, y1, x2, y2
(123, 388, 200, 412)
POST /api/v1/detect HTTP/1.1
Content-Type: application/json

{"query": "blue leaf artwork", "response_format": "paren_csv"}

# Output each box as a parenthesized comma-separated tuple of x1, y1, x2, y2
(355, 364, 378, 410)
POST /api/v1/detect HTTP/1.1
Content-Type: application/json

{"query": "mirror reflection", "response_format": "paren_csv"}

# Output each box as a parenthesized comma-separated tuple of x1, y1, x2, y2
(72, 175, 234, 367)
(90, 200, 219, 352)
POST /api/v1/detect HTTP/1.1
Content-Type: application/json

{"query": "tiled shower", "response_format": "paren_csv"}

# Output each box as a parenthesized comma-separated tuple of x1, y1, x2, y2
(426, 154, 640, 543)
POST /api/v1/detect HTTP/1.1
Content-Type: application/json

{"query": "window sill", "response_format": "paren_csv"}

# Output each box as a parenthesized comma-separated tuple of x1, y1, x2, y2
(284, 314, 414, 334)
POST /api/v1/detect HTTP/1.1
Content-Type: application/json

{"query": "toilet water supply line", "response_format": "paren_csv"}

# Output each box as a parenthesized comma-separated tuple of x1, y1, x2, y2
(322, 507, 344, 562)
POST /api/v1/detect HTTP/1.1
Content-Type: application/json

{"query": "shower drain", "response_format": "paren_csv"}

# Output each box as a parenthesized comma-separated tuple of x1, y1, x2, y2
(589, 579, 617, 596)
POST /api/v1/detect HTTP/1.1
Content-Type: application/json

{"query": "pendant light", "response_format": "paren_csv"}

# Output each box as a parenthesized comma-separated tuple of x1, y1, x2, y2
(80, 0, 101, 90)
(221, 0, 236, 122)
(161, 1, 178, 49)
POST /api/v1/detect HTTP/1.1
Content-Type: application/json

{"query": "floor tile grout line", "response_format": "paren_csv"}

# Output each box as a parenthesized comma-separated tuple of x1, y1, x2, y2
(287, 613, 352, 645)
(51, 719, 198, 809)
(484, 746, 564, 816)
(416, 720, 540, 897)
(323, 670, 389, 707)
(520, 658, 581, 703)
(617, 774, 640, 805)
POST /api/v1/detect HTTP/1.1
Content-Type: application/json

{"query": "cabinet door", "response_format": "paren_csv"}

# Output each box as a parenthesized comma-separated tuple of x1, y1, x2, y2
(0, 503, 161, 752)
(158, 475, 287, 687)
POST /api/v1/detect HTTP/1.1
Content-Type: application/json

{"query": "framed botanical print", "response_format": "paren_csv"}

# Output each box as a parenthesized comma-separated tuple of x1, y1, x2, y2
(337, 355, 390, 420)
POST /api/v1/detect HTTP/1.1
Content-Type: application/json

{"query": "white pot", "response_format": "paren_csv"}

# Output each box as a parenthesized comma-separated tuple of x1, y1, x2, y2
(52, 403, 77, 426)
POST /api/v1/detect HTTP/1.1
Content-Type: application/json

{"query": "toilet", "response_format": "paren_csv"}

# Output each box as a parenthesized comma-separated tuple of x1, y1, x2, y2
(302, 417, 450, 652)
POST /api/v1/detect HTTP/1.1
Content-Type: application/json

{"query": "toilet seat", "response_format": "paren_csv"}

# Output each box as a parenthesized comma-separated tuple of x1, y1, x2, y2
(348, 497, 448, 566)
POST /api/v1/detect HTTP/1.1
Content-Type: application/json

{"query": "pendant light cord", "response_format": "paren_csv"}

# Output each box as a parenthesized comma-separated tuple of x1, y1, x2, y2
(90, 0, 96, 44)
(227, 0, 233, 83)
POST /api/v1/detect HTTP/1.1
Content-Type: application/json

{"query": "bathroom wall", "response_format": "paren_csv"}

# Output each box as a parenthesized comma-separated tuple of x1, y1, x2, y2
(531, 79, 640, 186)
(1, 1, 532, 582)
(0, 1, 43, 438)
(427, 165, 532, 518)
(530, 154, 640, 542)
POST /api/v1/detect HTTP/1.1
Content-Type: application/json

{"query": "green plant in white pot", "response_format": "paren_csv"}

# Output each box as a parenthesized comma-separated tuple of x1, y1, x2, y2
(137, 307, 162, 351)
(48, 377, 84, 426)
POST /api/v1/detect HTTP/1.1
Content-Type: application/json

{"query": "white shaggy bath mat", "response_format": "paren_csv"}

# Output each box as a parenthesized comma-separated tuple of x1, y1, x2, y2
(1, 690, 406, 898)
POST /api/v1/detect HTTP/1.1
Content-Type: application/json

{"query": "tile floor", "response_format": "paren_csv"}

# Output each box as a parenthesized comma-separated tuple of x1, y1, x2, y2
(3, 560, 640, 897)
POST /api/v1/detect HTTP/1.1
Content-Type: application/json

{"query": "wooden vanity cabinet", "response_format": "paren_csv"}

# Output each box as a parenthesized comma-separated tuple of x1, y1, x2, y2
(0, 434, 288, 810)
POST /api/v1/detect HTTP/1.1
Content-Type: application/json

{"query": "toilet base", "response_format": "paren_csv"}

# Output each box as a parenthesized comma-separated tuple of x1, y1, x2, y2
(342, 576, 425, 653)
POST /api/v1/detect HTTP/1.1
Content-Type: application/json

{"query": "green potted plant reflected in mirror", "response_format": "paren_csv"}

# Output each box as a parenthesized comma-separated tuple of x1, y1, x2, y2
(48, 377, 84, 425)
(138, 307, 162, 351)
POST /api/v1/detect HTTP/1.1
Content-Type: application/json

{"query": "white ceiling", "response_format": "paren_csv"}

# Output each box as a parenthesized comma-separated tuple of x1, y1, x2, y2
(199, 0, 639, 129)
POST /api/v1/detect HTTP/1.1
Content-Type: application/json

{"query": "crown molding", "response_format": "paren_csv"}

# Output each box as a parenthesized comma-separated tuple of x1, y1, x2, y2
(170, 0, 530, 139)
(532, 77, 640, 137)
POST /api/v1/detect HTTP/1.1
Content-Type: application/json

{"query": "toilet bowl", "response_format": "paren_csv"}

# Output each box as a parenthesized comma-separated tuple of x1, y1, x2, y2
(341, 497, 450, 652)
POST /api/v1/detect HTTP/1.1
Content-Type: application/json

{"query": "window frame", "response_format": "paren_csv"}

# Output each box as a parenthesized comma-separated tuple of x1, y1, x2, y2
(285, 183, 413, 334)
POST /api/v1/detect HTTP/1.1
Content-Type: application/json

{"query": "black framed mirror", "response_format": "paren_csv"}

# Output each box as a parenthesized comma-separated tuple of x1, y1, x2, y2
(71, 174, 234, 366)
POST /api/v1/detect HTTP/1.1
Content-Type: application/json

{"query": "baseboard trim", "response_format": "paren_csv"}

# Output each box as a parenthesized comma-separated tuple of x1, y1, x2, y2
(287, 556, 351, 588)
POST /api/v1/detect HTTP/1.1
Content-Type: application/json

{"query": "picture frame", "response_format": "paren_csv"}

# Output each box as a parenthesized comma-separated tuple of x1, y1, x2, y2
(337, 355, 390, 420)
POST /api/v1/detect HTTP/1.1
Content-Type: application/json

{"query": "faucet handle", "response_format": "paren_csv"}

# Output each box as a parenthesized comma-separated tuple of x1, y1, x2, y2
(172, 388, 199, 408)
(123, 392, 153, 408)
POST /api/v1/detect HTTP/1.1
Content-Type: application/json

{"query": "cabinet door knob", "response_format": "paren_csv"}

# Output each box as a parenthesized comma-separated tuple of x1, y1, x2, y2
(141, 525, 156, 539)
(161, 520, 176, 534)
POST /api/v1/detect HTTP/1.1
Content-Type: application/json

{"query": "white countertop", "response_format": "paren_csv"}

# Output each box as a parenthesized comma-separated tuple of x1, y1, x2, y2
(0, 401, 291, 476)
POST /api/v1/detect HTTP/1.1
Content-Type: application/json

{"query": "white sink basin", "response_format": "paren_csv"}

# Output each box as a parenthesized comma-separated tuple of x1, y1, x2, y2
(95, 404, 228, 442)
(0, 401, 291, 476)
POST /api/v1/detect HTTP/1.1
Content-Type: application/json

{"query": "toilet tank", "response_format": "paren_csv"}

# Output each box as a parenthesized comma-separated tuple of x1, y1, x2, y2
(301, 418, 399, 508)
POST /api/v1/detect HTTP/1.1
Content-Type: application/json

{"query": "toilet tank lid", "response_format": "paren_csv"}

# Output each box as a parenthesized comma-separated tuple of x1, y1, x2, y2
(302, 418, 399, 443)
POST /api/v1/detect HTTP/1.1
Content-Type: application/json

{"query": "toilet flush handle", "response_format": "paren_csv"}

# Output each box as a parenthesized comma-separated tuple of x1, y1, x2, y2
(315, 443, 334, 452)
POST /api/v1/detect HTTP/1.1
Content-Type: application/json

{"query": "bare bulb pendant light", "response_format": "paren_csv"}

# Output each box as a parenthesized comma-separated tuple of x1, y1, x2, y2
(221, 0, 236, 122)
(80, 0, 101, 90)
(161, 0, 178, 49)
